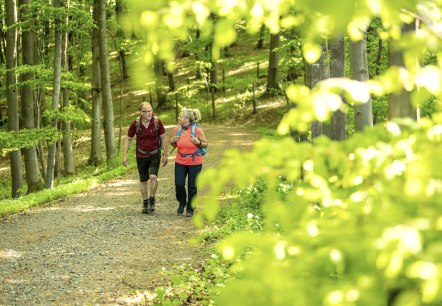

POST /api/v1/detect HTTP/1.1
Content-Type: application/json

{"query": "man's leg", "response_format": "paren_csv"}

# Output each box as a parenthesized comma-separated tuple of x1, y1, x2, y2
(137, 157, 150, 214)
(140, 181, 148, 200)
(148, 174, 158, 197)
(147, 155, 161, 213)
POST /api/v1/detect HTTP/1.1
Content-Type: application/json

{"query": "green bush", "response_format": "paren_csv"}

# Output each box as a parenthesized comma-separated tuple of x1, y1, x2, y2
(195, 113, 442, 306)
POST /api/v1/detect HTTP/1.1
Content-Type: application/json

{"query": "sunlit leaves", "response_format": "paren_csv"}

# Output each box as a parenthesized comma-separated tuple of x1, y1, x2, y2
(0, 127, 60, 156)
(196, 114, 442, 304)
(214, 19, 237, 48)
(302, 42, 322, 64)
(139, 11, 158, 28)
(279, 79, 371, 133)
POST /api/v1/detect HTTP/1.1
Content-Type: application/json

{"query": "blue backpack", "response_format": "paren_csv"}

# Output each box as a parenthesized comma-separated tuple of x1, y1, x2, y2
(175, 123, 206, 157)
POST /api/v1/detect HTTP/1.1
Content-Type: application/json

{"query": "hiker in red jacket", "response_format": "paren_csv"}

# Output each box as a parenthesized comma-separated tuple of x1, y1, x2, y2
(170, 108, 208, 217)
(123, 102, 168, 214)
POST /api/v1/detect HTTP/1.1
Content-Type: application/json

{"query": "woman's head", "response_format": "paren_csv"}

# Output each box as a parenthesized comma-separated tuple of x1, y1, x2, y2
(179, 107, 199, 123)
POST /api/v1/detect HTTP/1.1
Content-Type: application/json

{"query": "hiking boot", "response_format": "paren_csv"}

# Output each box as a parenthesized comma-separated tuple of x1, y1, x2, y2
(142, 199, 149, 214)
(186, 211, 193, 217)
(148, 197, 155, 213)
(177, 204, 185, 215)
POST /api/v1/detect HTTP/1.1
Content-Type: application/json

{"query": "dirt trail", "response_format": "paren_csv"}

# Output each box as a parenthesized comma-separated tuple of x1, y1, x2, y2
(0, 125, 260, 305)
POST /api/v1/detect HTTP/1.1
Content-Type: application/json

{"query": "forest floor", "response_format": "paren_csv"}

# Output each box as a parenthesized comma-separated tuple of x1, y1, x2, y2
(0, 124, 260, 305)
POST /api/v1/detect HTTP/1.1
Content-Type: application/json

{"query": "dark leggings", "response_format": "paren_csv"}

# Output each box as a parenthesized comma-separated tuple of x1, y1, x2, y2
(175, 163, 202, 214)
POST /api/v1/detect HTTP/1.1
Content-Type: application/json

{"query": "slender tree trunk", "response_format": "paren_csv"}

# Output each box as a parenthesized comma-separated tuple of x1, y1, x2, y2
(210, 59, 218, 93)
(6, 0, 23, 198)
(154, 56, 166, 108)
(97, 0, 116, 164)
(19, 0, 44, 193)
(350, 32, 373, 131)
(325, 34, 346, 140)
(256, 25, 265, 49)
(46, 0, 63, 189)
(61, 0, 74, 175)
(115, 0, 128, 79)
(266, 33, 280, 94)
(388, 22, 417, 120)
(0, 4, 6, 64)
(89, 3, 102, 166)
(305, 43, 328, 141)
(167, 72, 175, 91)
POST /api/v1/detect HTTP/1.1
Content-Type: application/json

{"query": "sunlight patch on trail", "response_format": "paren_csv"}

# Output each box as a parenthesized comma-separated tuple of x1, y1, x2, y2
(0, 249, 22, 259)
(72, 206, 116, 212)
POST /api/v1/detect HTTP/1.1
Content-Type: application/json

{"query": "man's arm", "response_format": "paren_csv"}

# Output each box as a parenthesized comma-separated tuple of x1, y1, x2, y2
(123, 136, 132, 167)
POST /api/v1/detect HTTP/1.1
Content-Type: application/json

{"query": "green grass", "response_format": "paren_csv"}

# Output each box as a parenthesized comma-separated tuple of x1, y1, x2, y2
(0, 161, 136, 215)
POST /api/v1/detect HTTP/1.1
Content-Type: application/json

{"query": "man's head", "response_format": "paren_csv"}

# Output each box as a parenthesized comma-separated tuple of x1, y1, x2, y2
(139, 102, 153, 120)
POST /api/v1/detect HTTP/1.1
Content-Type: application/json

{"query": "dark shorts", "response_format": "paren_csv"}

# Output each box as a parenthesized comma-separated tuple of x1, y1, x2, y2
(136, 155, 160, 182)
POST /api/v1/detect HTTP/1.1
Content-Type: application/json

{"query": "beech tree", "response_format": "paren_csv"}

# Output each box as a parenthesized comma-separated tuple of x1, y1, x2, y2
(351, 31, 373, 131)
(89, 0, 102, 167)
(45, 0, 63, 189)
(325, 34, 346, 140)
(5, 0, 23, 197)
(388, 21, 417, 120)
(61, 0, 74, 175)
(18, 0, 44, 193)
(97, 0, 116, 164)
(265, 32, 280, 94)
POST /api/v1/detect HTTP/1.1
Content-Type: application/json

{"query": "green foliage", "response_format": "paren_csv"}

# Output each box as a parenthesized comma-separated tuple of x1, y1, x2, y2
(0, 127, 59, 157)
(43, 105, 90, 125)
(152, 258, 230, 306)
(194, 113, 442, 305)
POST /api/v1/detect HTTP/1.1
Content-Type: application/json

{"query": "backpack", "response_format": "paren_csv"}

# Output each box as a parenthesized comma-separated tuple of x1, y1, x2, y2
(135, 114, 162, 154)
(174, 123, 206, 157)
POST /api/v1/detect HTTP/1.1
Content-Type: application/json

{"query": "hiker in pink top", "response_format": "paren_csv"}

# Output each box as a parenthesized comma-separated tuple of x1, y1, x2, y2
(170, 108, 208, 217)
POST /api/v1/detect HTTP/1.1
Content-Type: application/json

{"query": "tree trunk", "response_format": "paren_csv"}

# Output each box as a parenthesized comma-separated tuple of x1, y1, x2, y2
(97, 0, 116, 164)
(6, 0, 23, 198)
(256, 25, 265, 49)
(350, 32, 373, 131)
(388, 22, 417, 120)
(61, 0, 74, 175)
(325, 34, 346, 140)
(305, 43, 328, 141)
(154, 56, 166, 108)
(89, 3, 102, 167)
(19, 0, 44, 193)
(266, 33, 280, 94)
(46, 0, 63, 189)
(210, 59, 218, 93)
(167, 72, 175, 91)
(0, 4, 6, 64)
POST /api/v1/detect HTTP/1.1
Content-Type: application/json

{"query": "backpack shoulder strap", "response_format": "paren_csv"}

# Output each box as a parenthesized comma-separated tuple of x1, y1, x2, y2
(153, 114, 159, 132)
(135, 116, 141, 134)
(175, 126, 183, 137)
(191, 123, 197, 137)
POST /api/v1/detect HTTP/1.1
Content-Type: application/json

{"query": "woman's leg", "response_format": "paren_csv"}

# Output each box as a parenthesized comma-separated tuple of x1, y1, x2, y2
(186, 164, 202, 215)
(175, 163, 188, 214)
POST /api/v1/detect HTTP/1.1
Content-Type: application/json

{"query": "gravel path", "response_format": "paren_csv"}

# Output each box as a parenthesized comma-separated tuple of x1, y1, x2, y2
(0, 125, 259, 305)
